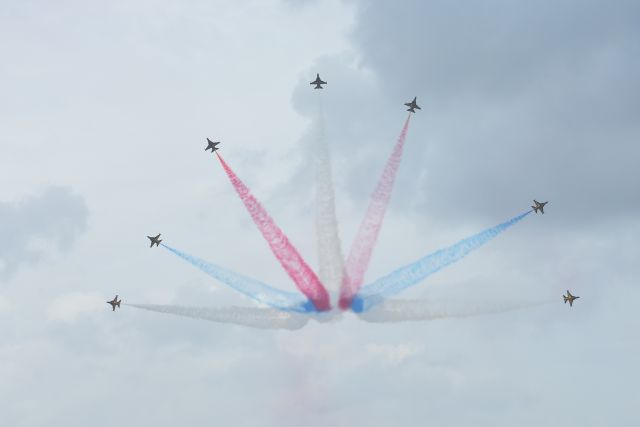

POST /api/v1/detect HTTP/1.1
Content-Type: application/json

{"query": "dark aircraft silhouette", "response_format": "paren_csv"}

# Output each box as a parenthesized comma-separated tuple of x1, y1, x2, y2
(404, 97, 421, 113)
(107, 295, 121, 311)
(147, 233, 162, 248)
(532, 200, 548, 214)
(205, 138, 221, 153)
(563, 290, 579, 307)
(310, 73, 327, 89)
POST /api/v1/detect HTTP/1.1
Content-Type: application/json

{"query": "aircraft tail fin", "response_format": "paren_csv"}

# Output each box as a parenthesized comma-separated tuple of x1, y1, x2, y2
(563, 296, 568, 303)
(117, 301, 121, 308)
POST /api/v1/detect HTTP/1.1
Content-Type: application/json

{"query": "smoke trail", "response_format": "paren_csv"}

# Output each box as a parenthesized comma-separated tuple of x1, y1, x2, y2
(338, 114, 412, 310)
(353, 211, 532, 312)
(126, 304, 309, 330)
(358, 297, 551, 323)
(161, 244, 314, 313)
(314, 95, 344, 296)
(216, 154, 331, 311)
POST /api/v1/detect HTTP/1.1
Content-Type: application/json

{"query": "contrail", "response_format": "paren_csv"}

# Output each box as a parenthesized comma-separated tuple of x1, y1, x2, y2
(216, 154, 331, 311)
(161, 244, 314, 313)
(126, 303, 309, 330)
(357, 297, 552, 323)
(352, 211, 532, 312)
(314, 95, 344, 297)
(339, 114, 412, 310)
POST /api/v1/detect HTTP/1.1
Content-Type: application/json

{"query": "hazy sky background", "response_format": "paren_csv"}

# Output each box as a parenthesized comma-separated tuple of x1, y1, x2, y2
(1, 1, 639, 426)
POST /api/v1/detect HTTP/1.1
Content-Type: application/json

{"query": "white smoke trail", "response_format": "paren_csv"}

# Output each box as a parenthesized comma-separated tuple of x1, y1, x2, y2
(358, 298, 551, 323)
(314, 94, 345, 296)
(126, 304, 309, 330)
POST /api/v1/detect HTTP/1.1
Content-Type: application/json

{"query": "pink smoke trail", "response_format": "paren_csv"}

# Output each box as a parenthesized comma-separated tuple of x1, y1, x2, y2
(216, 153, 331, 311)
(338, 114, 412, 310)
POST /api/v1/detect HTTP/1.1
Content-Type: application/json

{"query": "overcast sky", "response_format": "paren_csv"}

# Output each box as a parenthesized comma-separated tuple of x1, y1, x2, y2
(1, 1, 639, 426)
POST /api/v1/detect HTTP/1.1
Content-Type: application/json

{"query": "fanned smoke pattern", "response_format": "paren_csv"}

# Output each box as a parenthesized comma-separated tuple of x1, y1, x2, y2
(161, 244, 314, 313)
(126, 304, 309, 330)
(314, 96, 345, 296)
(352, 211, 532, 312)
(216, 154, 331, 311)
(358, 298, 551, 322)
(339, 114, 412, 310)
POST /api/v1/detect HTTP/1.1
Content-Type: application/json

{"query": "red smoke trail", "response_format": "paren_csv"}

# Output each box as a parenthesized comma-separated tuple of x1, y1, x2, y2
(338, 114, 412, 310)
(216, 153, 331, 311)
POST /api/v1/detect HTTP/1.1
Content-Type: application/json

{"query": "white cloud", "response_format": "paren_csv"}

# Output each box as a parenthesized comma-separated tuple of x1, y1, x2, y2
(47, 292, 107, 323)
(0, 294, 10, 314)
(0, 186, 88, 281)
(365, 342, 424, 366)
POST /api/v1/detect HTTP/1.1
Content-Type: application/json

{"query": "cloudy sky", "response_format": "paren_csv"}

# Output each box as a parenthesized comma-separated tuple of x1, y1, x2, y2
(1, 0, 639, 425)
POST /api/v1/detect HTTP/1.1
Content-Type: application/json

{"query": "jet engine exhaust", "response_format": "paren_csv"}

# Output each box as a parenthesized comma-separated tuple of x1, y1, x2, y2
(160, 244, 314, 313)
(126, 303, 309, 330)
(216, 154, 331, 311)
(358, 297, 551, 322)
(338, 114, 412, 310)
(314, 96, 345, 297)
(352, 210, 532, 312)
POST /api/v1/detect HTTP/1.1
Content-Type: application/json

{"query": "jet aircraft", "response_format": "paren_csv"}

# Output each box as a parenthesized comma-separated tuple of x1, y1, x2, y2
(563, 290, 579, 307)
(531, 200, 548, 214)
(205, 138, 220, 153)
(310, 73, 327, 89)
(107, 295, 121, 311)
(147, 233, 162, 248)
(404, 97, 421, 113)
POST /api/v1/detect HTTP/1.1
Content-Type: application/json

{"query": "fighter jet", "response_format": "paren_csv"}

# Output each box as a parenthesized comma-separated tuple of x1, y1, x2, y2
(404, 97, 421, 113)
(205, 138, 220, 153)
(107, 295, 121, 311)
(147, 233, 162, 248)
(563, 290, 579, 307)
(531, 200, 548, 214)
(310, 73, 327, 89)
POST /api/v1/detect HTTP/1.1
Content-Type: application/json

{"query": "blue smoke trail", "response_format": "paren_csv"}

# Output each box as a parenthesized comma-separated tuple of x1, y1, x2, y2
(352, 211, 532, 312)
(161, 244, 316, 313)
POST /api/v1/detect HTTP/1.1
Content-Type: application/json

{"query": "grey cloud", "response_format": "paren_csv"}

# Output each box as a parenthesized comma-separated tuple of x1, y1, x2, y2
(0, 186, 88, 280)
(292, 0, 640, 227)
(279, 7, 640, 423)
